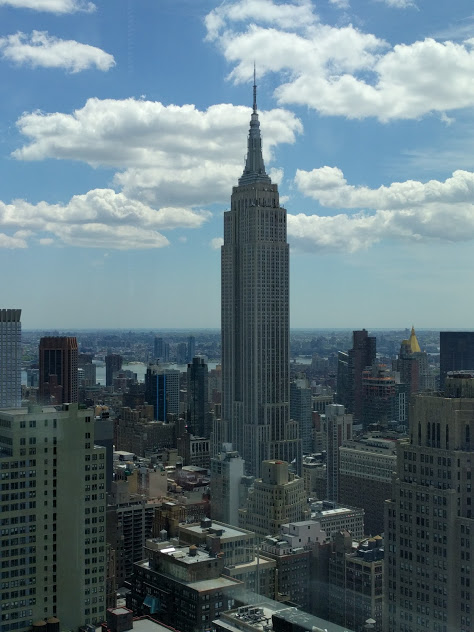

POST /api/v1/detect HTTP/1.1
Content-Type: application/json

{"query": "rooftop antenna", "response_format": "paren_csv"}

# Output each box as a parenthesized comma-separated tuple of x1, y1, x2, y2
(253, 62, 257, 113)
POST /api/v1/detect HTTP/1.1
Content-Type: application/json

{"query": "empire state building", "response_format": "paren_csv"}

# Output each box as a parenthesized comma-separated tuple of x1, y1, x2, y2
(221, 79, 301, 478)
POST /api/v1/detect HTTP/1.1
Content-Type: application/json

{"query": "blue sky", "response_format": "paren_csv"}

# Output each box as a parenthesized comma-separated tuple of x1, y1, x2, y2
(1, 0, 474, 329)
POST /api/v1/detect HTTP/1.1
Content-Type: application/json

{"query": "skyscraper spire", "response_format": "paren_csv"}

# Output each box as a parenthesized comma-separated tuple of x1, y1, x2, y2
(238, 67, 271, 186)
(253, 62, 257, 113)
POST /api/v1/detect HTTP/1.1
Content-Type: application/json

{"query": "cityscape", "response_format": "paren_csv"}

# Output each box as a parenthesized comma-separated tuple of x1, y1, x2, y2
(2, 2, 474, 632)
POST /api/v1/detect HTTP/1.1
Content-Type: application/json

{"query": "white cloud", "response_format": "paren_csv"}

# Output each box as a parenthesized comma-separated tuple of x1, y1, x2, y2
(50, 224, 169, 250)
(14, 97, 302, 207)
(0, 231, 28, 249)
(210, 237, 224, 250)
(0, 31, 115, 73)
(329, 0, 350, 9)
(377, 0, 415, 7)
(288, 167, 474, 253)
(295, 166, 474, 209)
(206, 0, 474, 121)
(205, 0, 316, 41)
(0, 0, 95, 13)
(0, 189, 210, 249)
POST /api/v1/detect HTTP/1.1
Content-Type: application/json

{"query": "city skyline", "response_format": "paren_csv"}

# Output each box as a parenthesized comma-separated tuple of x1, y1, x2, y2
(1, 0, 474, 328)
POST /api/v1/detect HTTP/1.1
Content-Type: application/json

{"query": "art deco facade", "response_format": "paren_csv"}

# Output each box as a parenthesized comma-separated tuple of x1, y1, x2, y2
(0, 308, 22, 408)
(221, 81, 300, 477)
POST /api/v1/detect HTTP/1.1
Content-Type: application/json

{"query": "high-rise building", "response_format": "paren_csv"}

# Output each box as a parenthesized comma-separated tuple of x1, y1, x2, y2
(187, 356, 210, 437)
(397, 326, 434, 398)
(39, 336, 78, 404)
(327, 531, 384, 632)
(187, 335, 196, 363)
(239, 460, 309, 537)
(325, 404, 352, 502)
(0, 308, 22, 408)
(361, 364, 407, 428)
(440, 331, 474, 389)
(290, 377, 313, 454)
(385, 372, 474, 632)
(153, 336, 169, 362)
(144, 365, 180, 421)
(221, 78, 300, 477)
(105, 353, 122, 387)
(210, 444, 245, 526)
(337, 330, 376, 424)
(0, 403, 107, 631)
(339, 434, 398, 536)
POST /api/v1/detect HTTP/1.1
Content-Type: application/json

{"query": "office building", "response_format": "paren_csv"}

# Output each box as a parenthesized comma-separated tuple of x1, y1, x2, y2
(39, 336, 78, 404)
(311, 501, 365, 541)
(0, 403, 106, 631)
(0, 308, 22, 408)
(337, 329, 376, 423)
(325, 404, 352, 502)
(105, 353, 122, 387)
(144, 365, 180, 421)
(290, 377, 313, 454)
(214, 599, 355, 632)
(385, 372, 474, 632)
(187, 335, 196, 363)
(396, 327, 435, 402)
(361, 364, 407, 428)
(106, 496, 157, 586)
(187, 356, 210, 437)
(210, 444, 245, 526)
(327, 531, 384, 632)
(176, 342, 188, 364)
(153, 337, 169, 363)
(440, 331, 474, 389)
(179, 518, 277, 598)
(221, 79, 301, 478)
(239, 460, 309, 537)
(128, 541, 241, 632)
(339, 434, 398, 536)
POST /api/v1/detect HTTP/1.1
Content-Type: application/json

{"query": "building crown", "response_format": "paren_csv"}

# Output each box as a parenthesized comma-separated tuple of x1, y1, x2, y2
(238, 67, 272, 187)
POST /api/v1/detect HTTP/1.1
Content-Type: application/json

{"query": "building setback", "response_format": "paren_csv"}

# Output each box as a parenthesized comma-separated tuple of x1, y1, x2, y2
(221, 79, 300, 478)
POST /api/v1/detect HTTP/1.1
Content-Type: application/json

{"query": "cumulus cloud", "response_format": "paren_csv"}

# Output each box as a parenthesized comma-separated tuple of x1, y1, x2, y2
(210, 237, 224, 250)
(295, 166, 474, 209)
(0, 232, 28, 249)
(287, 167, 474, 253)
(329, 0, 350, 9)
(206, 0, 474, 121)
(0, 31, 115, 73)
(205, 0, 316, 41)
(0, 0, 95, 13)
(13, 97, 302, 207)
(377, 0, 415, 7)
(0, 189, 210, 249)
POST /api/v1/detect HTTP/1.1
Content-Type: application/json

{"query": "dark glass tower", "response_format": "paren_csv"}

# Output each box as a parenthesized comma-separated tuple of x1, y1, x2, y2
(39, 336, 78, 404)
(440, 331, 474, 389)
